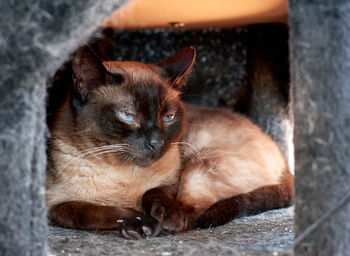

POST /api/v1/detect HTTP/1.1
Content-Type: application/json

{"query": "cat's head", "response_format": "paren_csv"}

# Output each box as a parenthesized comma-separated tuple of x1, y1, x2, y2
(70, 46, 196, 167)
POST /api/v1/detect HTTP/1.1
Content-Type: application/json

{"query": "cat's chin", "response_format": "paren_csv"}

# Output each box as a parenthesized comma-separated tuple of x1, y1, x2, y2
(131, 155, 165, 168)
(127, 152, 165, 168)
(113, 154, 162, 168)
(133, 159, 157, 168)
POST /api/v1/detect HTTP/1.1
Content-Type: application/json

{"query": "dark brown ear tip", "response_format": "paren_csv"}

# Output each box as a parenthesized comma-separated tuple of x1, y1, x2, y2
(192, 47, 196, 58)
(185, 46, 196, 57)
(177, 46, 196, 64)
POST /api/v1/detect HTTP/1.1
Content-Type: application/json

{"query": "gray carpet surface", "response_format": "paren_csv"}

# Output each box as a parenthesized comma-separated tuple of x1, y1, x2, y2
(48, 207, 294, 256)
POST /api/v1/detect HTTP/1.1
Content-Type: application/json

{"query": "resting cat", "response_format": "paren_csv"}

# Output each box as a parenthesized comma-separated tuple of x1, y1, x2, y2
(46, 46, 294, 239)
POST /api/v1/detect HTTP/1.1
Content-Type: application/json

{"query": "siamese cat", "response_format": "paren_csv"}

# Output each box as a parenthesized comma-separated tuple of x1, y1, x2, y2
(46, 46, 294, 239)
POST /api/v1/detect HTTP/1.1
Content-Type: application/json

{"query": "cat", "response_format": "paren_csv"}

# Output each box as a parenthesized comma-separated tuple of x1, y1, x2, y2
(46, 45, 294, 239)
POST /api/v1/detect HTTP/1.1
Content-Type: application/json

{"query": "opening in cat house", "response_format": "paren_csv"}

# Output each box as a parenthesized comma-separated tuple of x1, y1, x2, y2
(2, 0, 350, 255)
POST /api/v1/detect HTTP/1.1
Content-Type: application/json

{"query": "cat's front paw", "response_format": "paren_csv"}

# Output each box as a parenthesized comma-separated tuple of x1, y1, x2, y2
(118, 214, 161, 239)
(149, 201, 192, 233)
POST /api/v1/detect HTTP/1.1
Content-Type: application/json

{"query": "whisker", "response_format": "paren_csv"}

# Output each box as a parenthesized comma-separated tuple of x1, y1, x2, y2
(66, 144, 129, 160)
(54, 144, 131, 174)
(172, 142, 200, 155)
(172, 142, 203, 164)
(77, 143, 129, 155)
(92, 149, 128, 158)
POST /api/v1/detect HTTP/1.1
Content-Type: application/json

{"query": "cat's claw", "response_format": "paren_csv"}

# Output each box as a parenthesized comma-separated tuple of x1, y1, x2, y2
(119, 215, 161, 239)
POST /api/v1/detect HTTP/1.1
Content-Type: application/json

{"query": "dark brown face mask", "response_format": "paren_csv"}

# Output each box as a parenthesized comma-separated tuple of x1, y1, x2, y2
(70, 46, 196, 166)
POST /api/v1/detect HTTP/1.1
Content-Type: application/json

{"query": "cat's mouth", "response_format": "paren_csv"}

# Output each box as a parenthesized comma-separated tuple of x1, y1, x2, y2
(120, 150, 164, 168)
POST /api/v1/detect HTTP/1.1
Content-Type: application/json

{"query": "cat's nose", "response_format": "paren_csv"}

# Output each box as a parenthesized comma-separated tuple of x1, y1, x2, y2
(146, 138, 164, 151)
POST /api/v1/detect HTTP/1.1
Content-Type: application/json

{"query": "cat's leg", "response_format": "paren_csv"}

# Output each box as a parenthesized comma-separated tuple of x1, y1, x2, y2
(197, 172, 294, 228)
(146, 160, 229, 232)
(49, 201, 161, 239)
(180, 167, 294, 229)
(142, 185, 197, 233)
(143, 165, 294, 233)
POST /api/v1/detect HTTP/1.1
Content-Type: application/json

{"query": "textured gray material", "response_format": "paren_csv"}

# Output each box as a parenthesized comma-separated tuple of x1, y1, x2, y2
(290, 1, 350, 255)
(48, 207, 294, 256)
(0, 0, 127, 255)
(247, 25, 293, 171)
(112, 29, 248, 109)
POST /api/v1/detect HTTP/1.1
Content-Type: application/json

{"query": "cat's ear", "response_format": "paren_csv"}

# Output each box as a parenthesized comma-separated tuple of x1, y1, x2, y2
(152, 46, 196, 89)
(72, 45, 107, 101)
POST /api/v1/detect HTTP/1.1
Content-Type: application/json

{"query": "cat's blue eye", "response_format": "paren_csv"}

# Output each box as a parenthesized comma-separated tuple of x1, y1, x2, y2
(118, 111, 134, 122)
(163, 113, 175, 122)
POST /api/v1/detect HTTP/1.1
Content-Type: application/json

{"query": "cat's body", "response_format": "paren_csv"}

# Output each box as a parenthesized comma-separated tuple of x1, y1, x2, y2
(46, 46, 293, 238)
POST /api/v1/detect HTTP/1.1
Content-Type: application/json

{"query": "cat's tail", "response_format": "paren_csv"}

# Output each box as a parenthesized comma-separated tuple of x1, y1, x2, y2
(196, 170, 294, 228)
